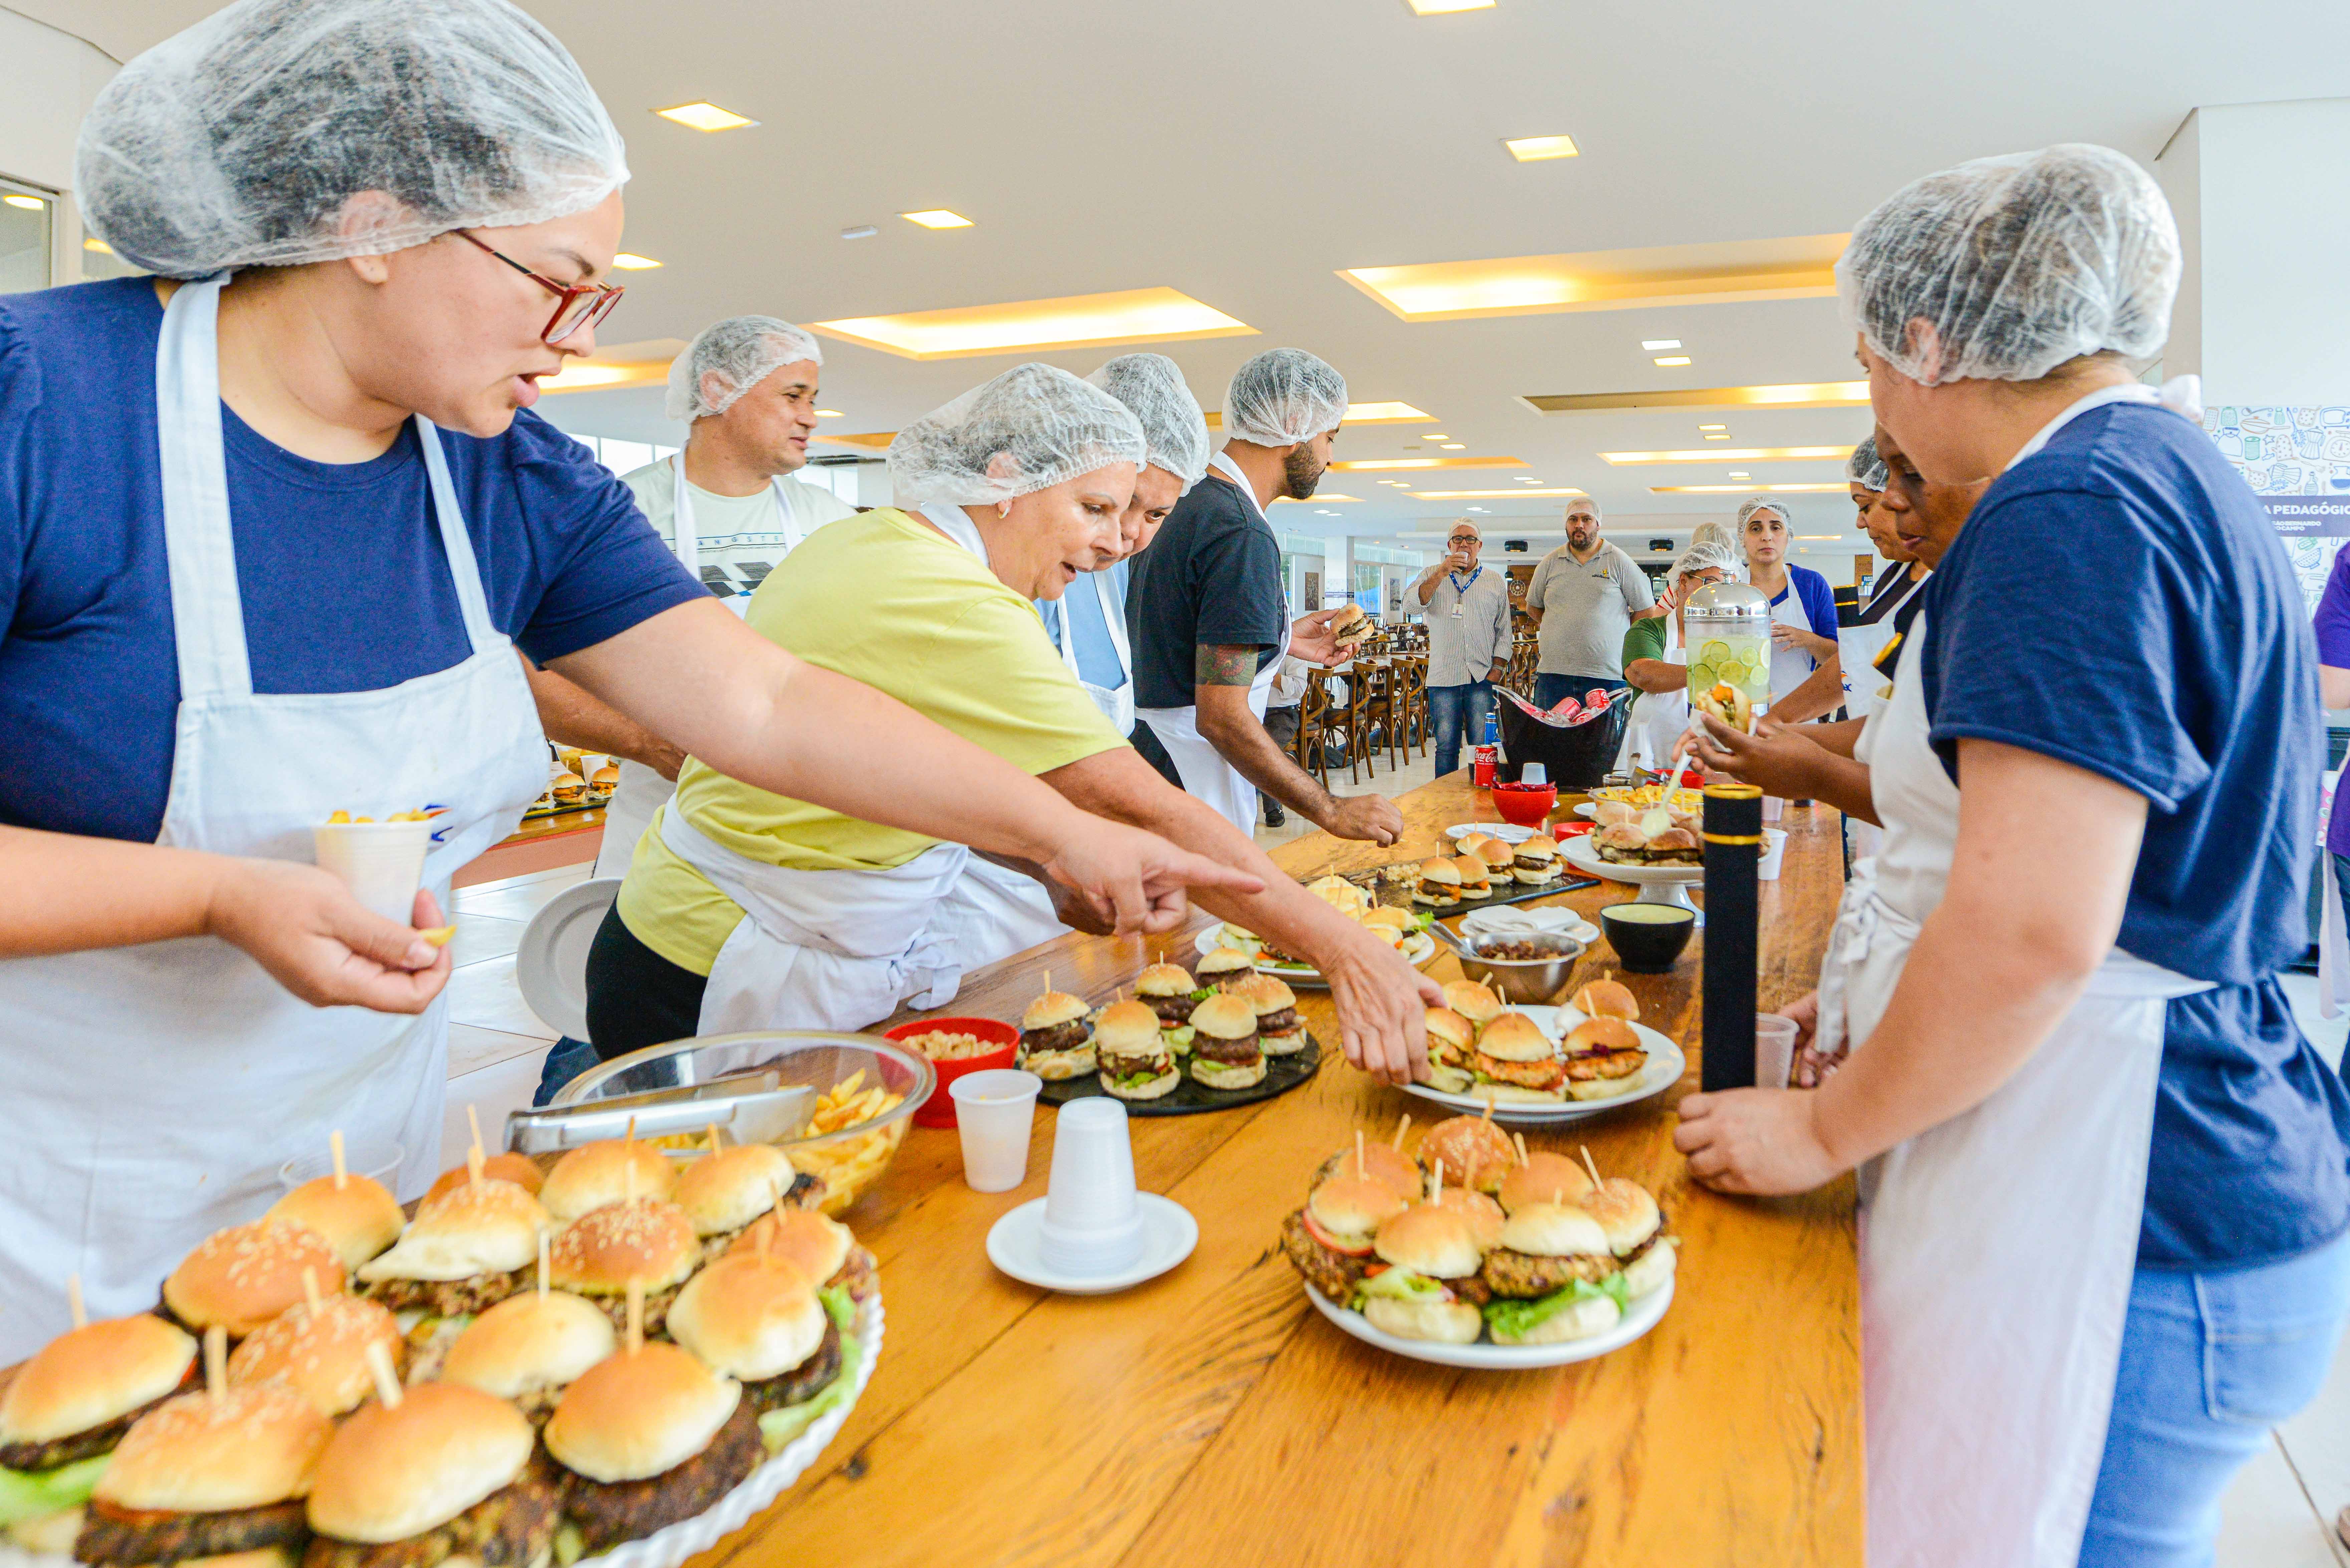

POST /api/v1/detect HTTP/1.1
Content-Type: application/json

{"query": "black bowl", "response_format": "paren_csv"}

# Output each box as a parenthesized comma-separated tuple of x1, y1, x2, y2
(1599, 902, 1696, 973)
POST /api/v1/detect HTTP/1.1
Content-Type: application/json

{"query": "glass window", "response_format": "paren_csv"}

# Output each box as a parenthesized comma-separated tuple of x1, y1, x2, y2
(78, 221, 144, 284)
(0, 180, 53, 296)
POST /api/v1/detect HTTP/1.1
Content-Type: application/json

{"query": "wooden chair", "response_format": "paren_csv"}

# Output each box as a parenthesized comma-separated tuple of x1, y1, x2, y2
(1318, 669, 1366, 786)
(1349, 661, 1400, 776)
(1397, 656, 1429, 759)
(1296, 670, 1333, 786)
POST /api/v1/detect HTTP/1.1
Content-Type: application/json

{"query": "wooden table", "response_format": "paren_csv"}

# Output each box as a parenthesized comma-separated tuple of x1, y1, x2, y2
(453, 805, 606, 888)
(708, 778, 1861, 1568)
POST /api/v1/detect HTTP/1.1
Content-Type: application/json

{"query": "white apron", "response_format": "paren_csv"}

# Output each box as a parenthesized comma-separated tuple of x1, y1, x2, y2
(0, 275, 546, 1357)
(1615, 613, 1689, 774)
(1044, 568, 1136, 736)
(1135, 453, 1292, 835)
(1767, 578, 1823, 706)
(1836, 565, 1929, 724)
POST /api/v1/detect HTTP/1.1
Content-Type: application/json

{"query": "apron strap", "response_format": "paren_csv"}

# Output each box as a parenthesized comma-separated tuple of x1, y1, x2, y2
(413, 420, 502, 654)
(156, 275, 251, 701)
(668, 452, 702, 579)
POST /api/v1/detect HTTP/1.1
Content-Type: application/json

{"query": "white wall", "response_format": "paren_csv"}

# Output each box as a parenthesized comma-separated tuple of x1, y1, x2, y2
(0, 7, 119, 285)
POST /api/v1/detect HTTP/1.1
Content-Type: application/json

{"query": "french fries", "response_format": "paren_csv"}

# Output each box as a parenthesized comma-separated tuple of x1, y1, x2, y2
(787, 1071, 907, 1216)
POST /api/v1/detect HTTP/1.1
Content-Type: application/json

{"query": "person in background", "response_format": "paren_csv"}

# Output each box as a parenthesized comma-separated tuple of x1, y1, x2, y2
(1412, 521, 1513, 777)
(1736, 497, 1841, 714)
(1523, 496, 1658, 710)
(1126, 348, 1398, 844)
(1035, 353, 1211, 739)
(1771, 435, 1931, 726)
(1674, 143, 2350, 1568)
(2307, 546, 2350, 1070)
(1617, 537, 1738, 771)
(1260, 656, 1311, 827)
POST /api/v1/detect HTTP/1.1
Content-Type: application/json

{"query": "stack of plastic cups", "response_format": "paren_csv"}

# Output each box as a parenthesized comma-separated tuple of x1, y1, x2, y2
(1035, 1098, 1145, 1277)
(312, 819, 434, 923)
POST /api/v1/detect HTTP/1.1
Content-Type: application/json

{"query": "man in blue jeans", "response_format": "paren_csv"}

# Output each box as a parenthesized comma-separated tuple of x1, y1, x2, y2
(1412, 521, 1513, 776)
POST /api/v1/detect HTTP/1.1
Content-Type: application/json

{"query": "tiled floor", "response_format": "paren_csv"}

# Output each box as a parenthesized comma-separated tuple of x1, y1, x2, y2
(439, 762, 2350, 1565)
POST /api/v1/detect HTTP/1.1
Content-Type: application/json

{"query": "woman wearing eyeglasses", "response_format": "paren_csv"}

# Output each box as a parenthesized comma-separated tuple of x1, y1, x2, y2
(0, 0, 1251, 1358)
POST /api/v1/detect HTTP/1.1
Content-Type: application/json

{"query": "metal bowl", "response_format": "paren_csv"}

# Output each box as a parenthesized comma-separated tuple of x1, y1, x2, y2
(1452, 933, 1587, 1004)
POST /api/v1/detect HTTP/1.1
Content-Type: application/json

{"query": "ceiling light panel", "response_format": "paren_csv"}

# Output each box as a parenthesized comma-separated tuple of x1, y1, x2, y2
(1642, 339, 1681, 351)
(1602, 445, 1853, 466)
(1339, 232, 1847, 323)
(1408, 0, 1495, 11)
(610, 253, 663, 270)
(814, 430, 896, 450)
(1503, 135, 1580, 162)
(4, 194, 44, 211)
(656, 101, 757, 132)
(810, 286, 1254, 361)
(1653, 356, 1692, 367)
(1415, 487, 1589, 499)
(1650, 483, 1849, 494)
(1334, 456, 1526, 471)
(1520, 381, 1871, 414)
(900, 209, 973, 229)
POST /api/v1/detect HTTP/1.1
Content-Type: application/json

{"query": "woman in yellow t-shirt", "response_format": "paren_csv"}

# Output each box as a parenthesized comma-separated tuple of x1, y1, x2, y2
(593, 363, 1436, 1083)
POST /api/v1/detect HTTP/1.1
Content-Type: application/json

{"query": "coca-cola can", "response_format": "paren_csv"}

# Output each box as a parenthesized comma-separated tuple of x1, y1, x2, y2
(1472, 743, 1497, 788)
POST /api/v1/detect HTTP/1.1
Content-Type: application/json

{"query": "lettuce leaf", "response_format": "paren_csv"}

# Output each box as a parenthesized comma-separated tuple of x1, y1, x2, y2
(0, 1455, 109, 1527)
(553, 1523, 586, 1567)
(1188, 988, 1215, 1002)
(1162, 1026, 1195, 1054)
(1350, 1270, 1448, 1309)
(758, 1296, 863, 1454)
(1479, 1274, 1630, 1340)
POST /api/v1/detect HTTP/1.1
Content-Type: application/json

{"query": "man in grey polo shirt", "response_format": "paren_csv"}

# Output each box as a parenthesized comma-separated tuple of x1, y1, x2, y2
(1412, 520, 1514, 776)
(1524, 496, 1657, 710)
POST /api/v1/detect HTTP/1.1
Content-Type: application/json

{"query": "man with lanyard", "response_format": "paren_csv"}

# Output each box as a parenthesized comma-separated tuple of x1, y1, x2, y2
(1410, 521, 1513, 777)
(1126, 348, 1399, 844)
(1036, 355, 1210, 737)
(1523, 496, 1658, 711)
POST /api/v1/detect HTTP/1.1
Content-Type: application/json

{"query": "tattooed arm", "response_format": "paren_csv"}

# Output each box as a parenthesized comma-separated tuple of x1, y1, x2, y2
(1193, 644, 1402, 844)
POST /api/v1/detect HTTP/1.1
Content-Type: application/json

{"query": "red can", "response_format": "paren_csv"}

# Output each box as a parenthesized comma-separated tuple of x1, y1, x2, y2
(1472, 743, 1497, 788)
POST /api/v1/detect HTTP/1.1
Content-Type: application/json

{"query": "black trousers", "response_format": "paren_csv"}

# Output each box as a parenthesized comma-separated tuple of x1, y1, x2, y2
(1128, 716, 1184, 787)
(582, 904, 709, 1061)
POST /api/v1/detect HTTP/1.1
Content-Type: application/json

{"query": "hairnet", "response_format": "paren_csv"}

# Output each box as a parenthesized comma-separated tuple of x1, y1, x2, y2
(1690, 520, 1739, 553)
(665, 316, 824, 422)
(1670, 538, 1740, 582)
(1735, 497, 1791, 532)
(1835, 143, 2179, 385)
(76, 0, 628, 278)
(1846, 435, 1889, 491)
(1086, 354, 1210, 492)
(1222, 348, 1348, 447)
(888, 363, 1146, 510)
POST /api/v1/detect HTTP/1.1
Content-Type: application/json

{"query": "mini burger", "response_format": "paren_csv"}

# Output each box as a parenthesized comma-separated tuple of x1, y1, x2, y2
(165, 1221, 347, 1340)
(548, 771, 587, 808)
(1499, 1152, 1596, 1215)
(266, 1175, 404, 1274)
(667, 1255, 846, 1423)
(543, 1343, 758, 1554)
(1233, 974, 1305, 1056)
(1477, 1203, 1627, 1345)
(1185, 993, 1265, 1091)
(1193, 946, 1256, 990)
(1016, 990, 1098, 1082)
(438, 1291, 617, 1424)
(726, 1209, 877, 1304)
(1091, 999, 1181, 1102)
(1280, 1175, 1406, 1304)
(1450, 853, 1493, 899)
(1440, 979, 1503, 1032)
(1350, 1205, 1491, 1345)
(547, 1200, 699, 1339)
(1571, 978, 1640, 1022)
(1310, 1139, 1424, 1206)
(1429, 1187, 1507, 1251)
(1580, 1178, 1678, 1300)
(673, 1143, 805, 1261)
(422, 1154, 546, 1207)
(1476, 837, 1518, 883)
(1134, 963, 1210, 1032)
(1511, 834, 1564, 886)
(226, 1296, 403, 1418)
(588, 764, 621, 805)
(1412, 857, 1463, 910)
(75, 1380, 330, 1568)
(0, 1315, 198, 1553)
(1639, 825, 1703, 866)
(1590, 823, 1653, 865)
(1692, 680, 1753, 733)
(1470, 1012, 1566, 1102)
(1417, 1114, 1517, 1196)
(1421, 1006, 1474, 1095)
(540, 1140, 677, 1225)
(1563, 1016, 1649, 1101)
(1326, 601, 1373, 654)
(302, 1380, 560, 1568)
(1359, 906, 1414, 949)
(357, 1178, 548, 1322)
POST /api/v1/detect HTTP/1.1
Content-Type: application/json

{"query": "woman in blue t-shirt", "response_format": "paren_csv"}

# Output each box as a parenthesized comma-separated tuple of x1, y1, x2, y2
(1734, 497, 1841, 708)
(1675, 144, 2350, 1568)
(0, 0, 1257, 1359)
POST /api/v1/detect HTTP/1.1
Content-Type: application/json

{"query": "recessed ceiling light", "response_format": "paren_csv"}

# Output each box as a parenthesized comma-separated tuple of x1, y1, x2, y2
(1703, 433, 1730, 440)
(1697, 423, 1727, 431)
(1653, 356, 1692, 367)
(1341, 233, 1846, 323)
(1602, 444, 1852, 465)
(4, 194, 44, 211)
(1342, 402, 1436, 424)
(1416, 487, 1589, 499)
(656, 101, 757, 133)
(1440, 443, 1466, 450)
(1728, 471, 1751, 479)
(536, 363, 646, 392)
(1642, 339, 1682, 351)
(83, 237, 113, 255)
(1336, 456, 1525, 471)
(1466, 505, 1489, 512)
(815, 410, 844, 419)
(1649, 482, 1848, 495)
(610, 253, 663, 270)
(1408, 0, 1495, 12)
(1423, 434, 1449, 440)
(811, 286, 1252, 360)
(900, 209, 974, 229)
(1503, 134, 1580, 163)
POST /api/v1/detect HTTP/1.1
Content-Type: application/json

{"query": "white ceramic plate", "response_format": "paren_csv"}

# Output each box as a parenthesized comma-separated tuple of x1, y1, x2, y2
(1194, 925, 1438, 987)
(1446, 821, 1536, 844)
(1457, 907, 1601, 946)
(1561, 832, 1706, 887)
(1402, 1011, 1686, 1126)
(1304, 1275, 1674, 1369)
(986, 1192, 1199, 1294)
(1572, 802, 1598, 819)
(513, 876, 622, 1040)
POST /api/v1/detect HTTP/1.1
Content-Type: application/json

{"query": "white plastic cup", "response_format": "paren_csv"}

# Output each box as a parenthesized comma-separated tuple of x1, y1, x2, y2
(1755, 1013, 1800, 1089)
(313, 819, 434, 924)
(1757, 827, 1789, 880)
(949, 1069, 1042, 1194)
(1037, 1097, 1145, 1277)
(277, 1137, 403, 1193)
(1761, 794, 1786, 822)
(1519, 762, 1549, 787)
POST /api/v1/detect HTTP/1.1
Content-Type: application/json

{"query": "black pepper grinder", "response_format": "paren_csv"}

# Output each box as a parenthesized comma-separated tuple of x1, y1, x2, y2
(1700, 782, 1763, 1093)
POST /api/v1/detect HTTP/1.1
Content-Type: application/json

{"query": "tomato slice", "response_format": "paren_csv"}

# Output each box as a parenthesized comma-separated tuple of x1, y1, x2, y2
(1303, 1210, 1374, 1257)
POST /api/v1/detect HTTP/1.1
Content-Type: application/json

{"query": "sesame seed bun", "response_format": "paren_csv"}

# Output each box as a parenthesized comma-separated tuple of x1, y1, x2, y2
(304, 1382, 532, 1544)
(226, 1295, 402, 1417)
(94, 1384, 330, 1514)
(1579, 1177, 1663, 1256)
(1189, 993, 1259, 1040)
(266, 1176, 404, 1273)
(549, 1200, 698, 1297)
(1091, 999, 1165, 1054)
(424, 1153, 546, 1206)
(1498, 1152, 1596, 1215)
(724, 1208, 855, 1286)
(0, 1315, 196, 1445)
(544, 1344, 741, 1485)
(1134, 963, 1197, 999)
(667, 1255, 827, 1382)
(164, 1221, 347, 1339)
(1418, 1115, 1517, 1195)
(673, 1144, 797, 1238)
(1429, 1187, 1507, 1250)
(540, 1141, 677, 1224)
(358, 1179, 547, 1284)
(1571, 980, 1639, 1021)
(1370, 1204, 1483, 1280)
(440, 1291, 616, 1401)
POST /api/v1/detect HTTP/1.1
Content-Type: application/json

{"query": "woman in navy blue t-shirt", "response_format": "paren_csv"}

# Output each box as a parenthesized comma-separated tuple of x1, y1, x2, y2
(1677, 144, 2350, 1568)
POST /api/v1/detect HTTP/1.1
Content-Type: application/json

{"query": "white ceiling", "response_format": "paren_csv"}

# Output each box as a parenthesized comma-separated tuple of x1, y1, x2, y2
(25, 0, 2350, 563)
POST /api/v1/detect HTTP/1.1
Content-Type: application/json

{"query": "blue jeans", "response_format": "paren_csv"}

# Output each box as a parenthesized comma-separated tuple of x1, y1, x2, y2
(2079, 1228, 2350, 1567)
(1532, 673, 1628, 713)
(535, 1036, 599, 1106)
(1427, 681, 1495, 777)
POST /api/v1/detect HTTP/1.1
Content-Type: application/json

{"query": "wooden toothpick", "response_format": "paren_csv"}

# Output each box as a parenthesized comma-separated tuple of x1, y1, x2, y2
(625, 1281, 645, 1355)
(301, 1266, 322, 1318)
(1431, 1157, 1446, 1201)
(330, 1130, 347, 1191)
(1354, 1129, 1367, 1181)
(1481, 1094, 1496, 1125)
(1391, 1113, 1411, 1151)
(65, 1274, 85, 1332)
(466, 1104, 485, 1167)
(203, 1327, 227, 1399)
(624, 1114, 638, 1149)
(537, 1231, 551, 1303)
(707, 1122, 723, 1155)
(364, 1340, 403, 1409)
(1580, 1144, 1603, 1190)
(466, 1140, 485, 1187)
(1514, 1132, 1531, 1167)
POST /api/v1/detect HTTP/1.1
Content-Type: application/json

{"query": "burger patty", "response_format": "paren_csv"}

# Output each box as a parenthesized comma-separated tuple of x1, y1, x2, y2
(76, 1497, 309, 1566)
(0, 1372, 191, 1471)
(1415, 881, 1459, 903)
(740, 1317, 843, 1415)
(1564, 1048, 1647, 1082)
(1143, 994, 1197, 1025)
(302, 1454, 566, 1568)
(582, 1282, 683, 1339)
(783, 1171, 828, 1211)
(563, 1399, 762, 1553)
(1279, 1209, 1364, 1303)
(1438, 1272, 1493, 1307)
(1192, 1030, 1262, 1066)
(1473, 1051, 1565, 1091)
(1478, 1246, 1621, 1299)
(1020, 1019, 1092, 1056)
(1253, 1007, 1299, 1035)
(1099, 1050, 1174, 1079)
(362, 1265, 533, 1318)
(1512, 852, 1555, 872)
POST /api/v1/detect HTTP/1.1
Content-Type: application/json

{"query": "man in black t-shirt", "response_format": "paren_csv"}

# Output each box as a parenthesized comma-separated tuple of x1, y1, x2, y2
(1126, 348, 1402, 845)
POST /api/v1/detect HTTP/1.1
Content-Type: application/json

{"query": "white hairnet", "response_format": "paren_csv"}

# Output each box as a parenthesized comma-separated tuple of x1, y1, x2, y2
(1086, 354, 1210, 493)
(1222, 348, 1347, 447)
(1847, 434, 1889, 491)
(1690, 520, 1739, 553)
(1836, 144, 2179, 386)
(665, 316, 824, 422)
(1670, 538, 1740, 582)
(887, 363, 1146, 510)
(1735, 497, 1791, 532)
(76, 0, 628, 278)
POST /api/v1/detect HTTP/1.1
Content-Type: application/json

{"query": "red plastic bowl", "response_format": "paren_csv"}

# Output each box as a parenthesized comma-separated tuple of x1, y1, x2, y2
(885, 1016, 1021, 1128)
(1489, 781, 1558, 828)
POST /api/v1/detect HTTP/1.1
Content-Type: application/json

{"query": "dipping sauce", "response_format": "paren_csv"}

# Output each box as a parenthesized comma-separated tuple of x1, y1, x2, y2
(1604, 904, 1694, 924)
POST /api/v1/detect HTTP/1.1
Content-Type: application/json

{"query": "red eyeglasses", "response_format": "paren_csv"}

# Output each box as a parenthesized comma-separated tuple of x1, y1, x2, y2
(454, 230, 625, 346)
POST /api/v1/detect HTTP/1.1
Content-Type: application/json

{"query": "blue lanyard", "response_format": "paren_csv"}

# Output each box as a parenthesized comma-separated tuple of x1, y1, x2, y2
(1449, 565, 1483, 595)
